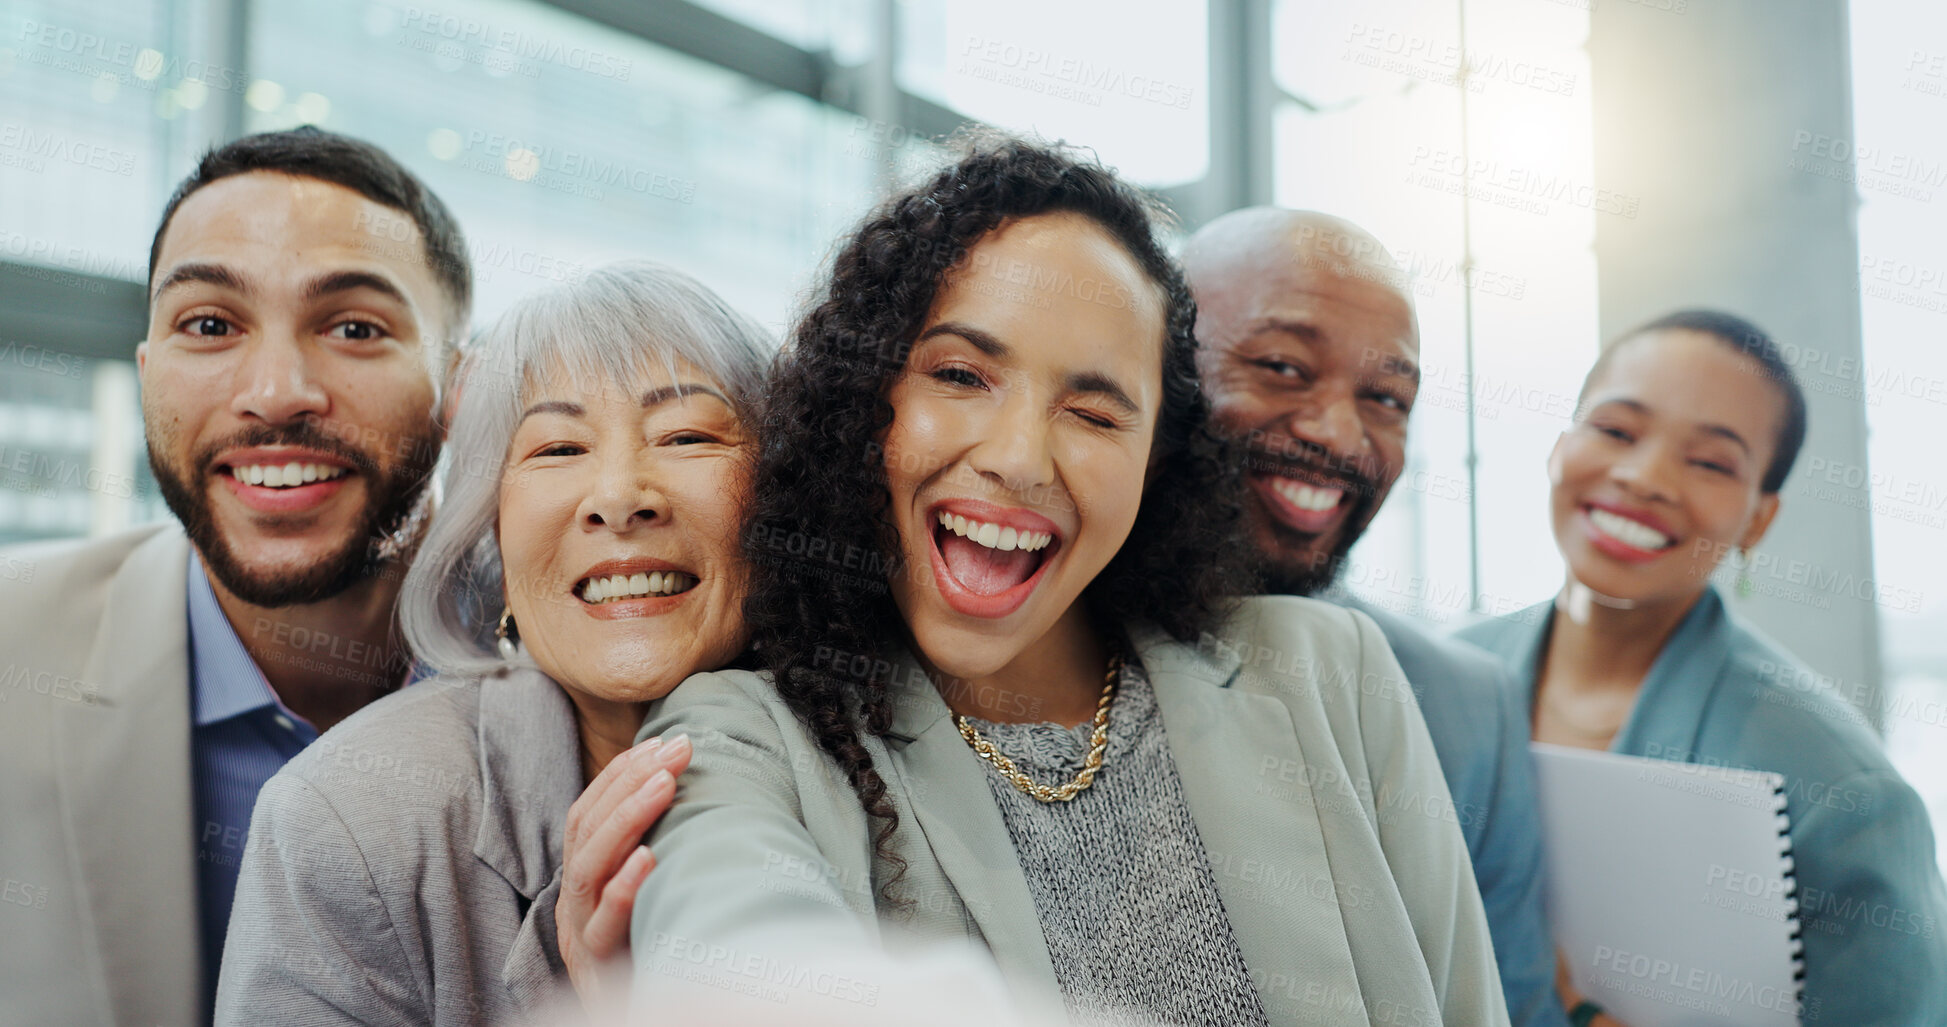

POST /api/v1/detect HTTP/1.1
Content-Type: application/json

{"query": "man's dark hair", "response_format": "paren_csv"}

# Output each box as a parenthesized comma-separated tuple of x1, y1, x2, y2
(148, 126, 471, 331)
(1579, 308, 1808, 493)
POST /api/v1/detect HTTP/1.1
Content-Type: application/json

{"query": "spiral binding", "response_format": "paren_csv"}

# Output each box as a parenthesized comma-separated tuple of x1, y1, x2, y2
(1772, 779, 1807, 1016)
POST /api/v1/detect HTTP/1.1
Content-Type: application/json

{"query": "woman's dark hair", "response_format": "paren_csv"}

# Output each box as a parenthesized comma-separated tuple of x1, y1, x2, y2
(741, 133, 1250, 897)
(1578, 308, 1809, 493)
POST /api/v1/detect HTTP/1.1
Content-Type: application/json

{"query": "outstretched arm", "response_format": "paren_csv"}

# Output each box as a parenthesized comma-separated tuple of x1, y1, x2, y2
(557, 733, 694, 1011)
(627, 670, 885, 1019)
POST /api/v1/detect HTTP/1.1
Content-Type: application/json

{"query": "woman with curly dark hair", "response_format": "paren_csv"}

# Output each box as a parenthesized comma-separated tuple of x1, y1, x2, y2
(628, 135, 1505, 1026)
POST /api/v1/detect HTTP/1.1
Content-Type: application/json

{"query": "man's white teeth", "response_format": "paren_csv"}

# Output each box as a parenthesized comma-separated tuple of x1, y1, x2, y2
(1589, 508, 1673, 551)
(937, 511, 1052, 553)
(579, 570, 696, 604)
(1270, 477, 1345, 512)
(232, 462, 348, 488)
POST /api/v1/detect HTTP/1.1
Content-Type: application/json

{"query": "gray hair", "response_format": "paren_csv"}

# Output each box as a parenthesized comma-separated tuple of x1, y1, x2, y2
(398, 260, 774, 677)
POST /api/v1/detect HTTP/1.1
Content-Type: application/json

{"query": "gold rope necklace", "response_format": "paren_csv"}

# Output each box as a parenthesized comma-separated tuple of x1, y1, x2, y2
(954, 653, 1123, 803)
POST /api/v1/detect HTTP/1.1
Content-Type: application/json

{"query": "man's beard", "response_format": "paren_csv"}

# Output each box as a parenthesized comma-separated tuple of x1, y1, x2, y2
(1256, 520, 1368, 596)
(148, 420, 436, 608)
(1245, 446, 1382, 598)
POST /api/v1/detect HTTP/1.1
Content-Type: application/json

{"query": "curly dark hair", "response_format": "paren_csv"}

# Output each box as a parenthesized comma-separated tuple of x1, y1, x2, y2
(741, 133, 1252, 902)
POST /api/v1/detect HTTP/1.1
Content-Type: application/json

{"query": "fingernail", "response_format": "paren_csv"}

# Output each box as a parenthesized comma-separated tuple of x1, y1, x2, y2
(646, 768, 674, 792)
(631, 738, 665, 760)
(664, 733, 691, 757)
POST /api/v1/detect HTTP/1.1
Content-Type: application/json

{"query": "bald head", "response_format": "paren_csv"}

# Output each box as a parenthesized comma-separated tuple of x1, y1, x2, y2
(1184, 208, 1415, 329)
(1186, 207, 1421, 597)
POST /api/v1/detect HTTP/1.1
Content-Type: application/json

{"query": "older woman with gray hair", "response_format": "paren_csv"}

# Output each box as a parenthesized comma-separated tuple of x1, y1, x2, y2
(214, 261, 772, 1025)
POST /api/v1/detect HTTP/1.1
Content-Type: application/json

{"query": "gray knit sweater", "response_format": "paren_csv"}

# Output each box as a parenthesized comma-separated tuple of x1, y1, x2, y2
(964, 661, 1270, 1027)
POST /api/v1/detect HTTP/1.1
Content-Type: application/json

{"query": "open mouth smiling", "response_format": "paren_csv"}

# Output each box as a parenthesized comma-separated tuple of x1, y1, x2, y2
(1579, 501, 1680, 563)
(572, 559, 700, 616)
(1249, 466, 1359, 536)
(224, 461, 351, 487)
(214, 448, 359, 513)
(926, 501, 1064, 619)
(1239, 443, 1376, 537)
(1265, 474, 1347, 513)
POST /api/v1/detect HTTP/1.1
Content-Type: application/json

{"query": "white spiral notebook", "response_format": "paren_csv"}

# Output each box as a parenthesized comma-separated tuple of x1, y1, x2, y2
(1530, 743, 1804, 1027)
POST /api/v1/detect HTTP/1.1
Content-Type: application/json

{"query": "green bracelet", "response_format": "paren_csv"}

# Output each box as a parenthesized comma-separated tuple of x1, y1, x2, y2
(1568, 1000, 1603, 1027)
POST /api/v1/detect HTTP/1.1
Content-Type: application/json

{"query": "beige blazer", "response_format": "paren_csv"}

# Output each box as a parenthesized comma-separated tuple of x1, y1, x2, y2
(631, 595, 1509, 1025)
(0, 524, 202, 1026)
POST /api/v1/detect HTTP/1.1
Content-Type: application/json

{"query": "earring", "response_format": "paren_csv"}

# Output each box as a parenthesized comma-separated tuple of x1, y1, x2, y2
(496, 608, 518, 660)
(1734, 548, 1754, 600)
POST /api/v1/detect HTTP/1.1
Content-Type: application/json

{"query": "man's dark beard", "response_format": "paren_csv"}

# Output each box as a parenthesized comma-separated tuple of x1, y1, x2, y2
(1256, 520, 1363, 597)
(149, 421, 435, 608)
(1245, 446, 1381, 598)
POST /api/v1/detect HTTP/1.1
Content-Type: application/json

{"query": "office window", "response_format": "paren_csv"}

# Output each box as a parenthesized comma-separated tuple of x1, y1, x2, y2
(897, 0, 1210, 187)
(0, 356, 163, 544)
(247, 0, 889, 333)
(1272, 0, 1597, 622)
(692, 0, 874, 59)
(0, 0, 195, 542)
(1851, 0, 1947, 875)
(0, 0, 180, 283)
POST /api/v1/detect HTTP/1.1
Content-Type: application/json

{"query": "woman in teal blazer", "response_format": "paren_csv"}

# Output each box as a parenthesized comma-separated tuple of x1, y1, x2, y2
(1459, 309, 1947, 1026)
(628, 136, 1508, 1025)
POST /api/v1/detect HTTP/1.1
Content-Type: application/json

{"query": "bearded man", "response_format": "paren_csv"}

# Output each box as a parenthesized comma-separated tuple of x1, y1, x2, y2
(0, 127, 469, 1025)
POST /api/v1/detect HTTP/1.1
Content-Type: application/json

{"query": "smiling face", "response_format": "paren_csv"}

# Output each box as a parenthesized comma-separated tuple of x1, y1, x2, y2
(1192, 222, 1419, 595)
(1550, 329, 1785, 605)
(498, 358, 751, 703)
(882, 212, 1166, 681)
(141, 171, 452, 607)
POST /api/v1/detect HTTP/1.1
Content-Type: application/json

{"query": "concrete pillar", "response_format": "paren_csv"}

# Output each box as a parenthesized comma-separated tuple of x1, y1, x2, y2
(1589, 0, 1881, 721)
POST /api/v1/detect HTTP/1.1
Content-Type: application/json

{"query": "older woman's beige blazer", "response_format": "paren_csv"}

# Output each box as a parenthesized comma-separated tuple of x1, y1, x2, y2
(630, 594, 1510, 1026)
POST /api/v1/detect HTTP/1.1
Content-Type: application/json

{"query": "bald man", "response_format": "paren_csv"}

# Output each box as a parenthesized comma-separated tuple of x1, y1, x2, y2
(1186, 209, 1565, 1027)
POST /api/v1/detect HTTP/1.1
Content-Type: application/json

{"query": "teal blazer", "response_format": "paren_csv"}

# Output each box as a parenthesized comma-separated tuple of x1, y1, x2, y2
(632, 596, 1510, 1025)
(1459, 586, 1947, 1026)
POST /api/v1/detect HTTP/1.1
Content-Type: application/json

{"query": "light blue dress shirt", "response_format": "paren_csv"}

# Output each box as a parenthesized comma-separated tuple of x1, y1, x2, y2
(1336, 596, 1567, 1027)
(186, 553, 319, 1013)
(1459, 586, 1947, 1026)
